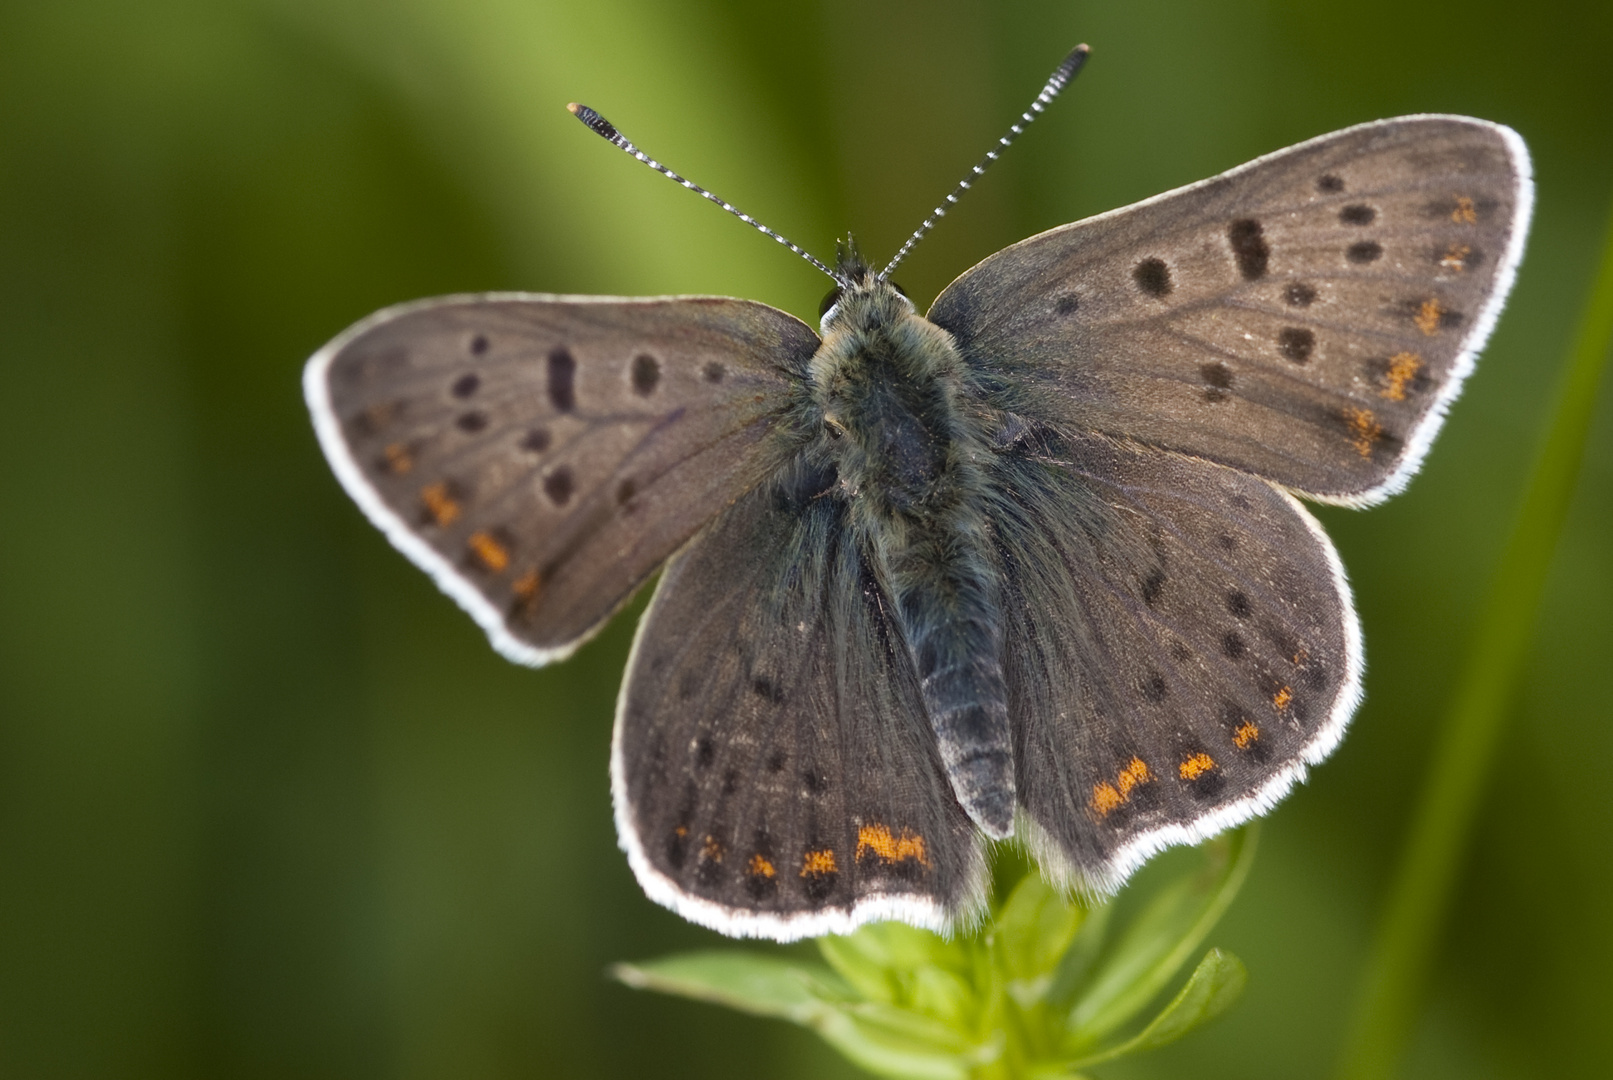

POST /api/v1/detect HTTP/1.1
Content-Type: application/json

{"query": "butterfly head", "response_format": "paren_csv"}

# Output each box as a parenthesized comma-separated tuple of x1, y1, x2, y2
(819, 236, 913, 332)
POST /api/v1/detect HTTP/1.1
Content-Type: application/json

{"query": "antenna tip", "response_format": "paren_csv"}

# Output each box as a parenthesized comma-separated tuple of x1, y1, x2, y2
(566, 102, 620, 142)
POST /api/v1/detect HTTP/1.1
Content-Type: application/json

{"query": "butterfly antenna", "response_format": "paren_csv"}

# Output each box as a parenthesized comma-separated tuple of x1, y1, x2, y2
(568, 103, 838, 283)
(878, 44, 1090, 282)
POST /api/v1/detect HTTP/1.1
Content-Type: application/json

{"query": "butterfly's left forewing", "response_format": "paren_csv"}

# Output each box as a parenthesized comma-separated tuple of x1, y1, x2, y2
(931, 115, 1530, 505)
(306, 294, 818, 665)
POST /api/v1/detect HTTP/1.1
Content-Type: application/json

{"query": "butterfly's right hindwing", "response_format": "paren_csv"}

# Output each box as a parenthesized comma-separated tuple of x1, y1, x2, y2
(988, 431, 1360, 892)
(305, 294, 818, 665)
(613, 462, 988, 939)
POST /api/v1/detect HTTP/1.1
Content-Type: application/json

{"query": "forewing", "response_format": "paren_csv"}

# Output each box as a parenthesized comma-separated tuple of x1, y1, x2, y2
(613, 461, 987, 940)
(304, 293, 818, 665)
(988, 430, 1360, 891)
(931, 116, 1531, 504)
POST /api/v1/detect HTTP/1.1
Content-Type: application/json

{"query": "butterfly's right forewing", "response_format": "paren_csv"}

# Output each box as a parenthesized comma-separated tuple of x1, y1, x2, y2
(932, 116, 1530, 504)
(306, 295, 818, 665)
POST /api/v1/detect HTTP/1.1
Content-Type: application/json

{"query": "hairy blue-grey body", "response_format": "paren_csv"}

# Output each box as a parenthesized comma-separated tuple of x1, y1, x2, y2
(807, 260, 1014, 838)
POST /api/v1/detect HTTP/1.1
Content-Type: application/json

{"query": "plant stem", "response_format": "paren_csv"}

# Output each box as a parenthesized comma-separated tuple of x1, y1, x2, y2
(1336, 195, 1613, 1079)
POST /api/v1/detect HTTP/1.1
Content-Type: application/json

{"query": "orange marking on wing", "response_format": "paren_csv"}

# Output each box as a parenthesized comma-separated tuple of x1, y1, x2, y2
(383, 442, 414, 475)
(466, 531, 510, 573)
(1273, 686, 1293, 711)
(512, 569, 541, 605)
(1179, 753, 1216, 780)
(1233, 720, 1260, 749)
(1452, 195, 1477, 225)
(700, 835, 723, 863)
(1092, 758, 1154, 816)
(1440, 242, 1472, 272)
(747, 853, 776, 879)
(1118, 756, 1152, 796)
(673, 825, 688, 838)
(856, 823, 930, 866)
(1382, 352, 1422, 401)
(800, 849, 837, 876)
(1414, 298, 1443, 336)
(1343, 407, 1383, 458)
(419, 482, 461, 526)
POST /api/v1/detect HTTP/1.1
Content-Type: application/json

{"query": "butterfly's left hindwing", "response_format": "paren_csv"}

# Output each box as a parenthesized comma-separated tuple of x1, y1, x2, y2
(613, 461, 988, 939)
(931, 116, 1530, 505)
(305, 294, 818, 665)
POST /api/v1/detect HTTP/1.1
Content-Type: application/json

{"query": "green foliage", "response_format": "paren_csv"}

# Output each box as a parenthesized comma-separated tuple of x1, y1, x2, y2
(617, 829, 1256, 1078)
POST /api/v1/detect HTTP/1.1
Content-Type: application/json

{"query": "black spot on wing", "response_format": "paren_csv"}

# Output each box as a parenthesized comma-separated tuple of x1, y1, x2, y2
(1278, 327, 1315, 363)
(521, 427, 551, 453)
(544, 467, 574, 507)
(451, 373, 480, 398)
(1228, 219, 1269, 280)
(1142, 569, 1166, 606)
(548, 347, 577, 412)
(1347, 241, 1383, 264)
(631, 353, 660, 396)
(752, 676, 786, 705)
(1339, 204, 1377, 225)
(456, 411, 488, 433)
(1284, 283, 1317, 307)
(1318, 174, 1345, 193)
(1133, 258, 1172, 297)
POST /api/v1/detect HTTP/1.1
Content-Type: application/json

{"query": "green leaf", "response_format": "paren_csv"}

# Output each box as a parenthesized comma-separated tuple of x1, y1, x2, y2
(612, 951, 851, 1021)
(819, 921, 970, 1006)
(1064, 825, 1257, 1046)
(616, 951, 975, 1080)
(1065, 949, 1248, 1069)
(994, 873, 1085, 1008)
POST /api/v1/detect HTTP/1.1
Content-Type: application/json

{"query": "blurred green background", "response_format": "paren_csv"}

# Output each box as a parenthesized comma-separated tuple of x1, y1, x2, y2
(3, 0, 1610, 1076)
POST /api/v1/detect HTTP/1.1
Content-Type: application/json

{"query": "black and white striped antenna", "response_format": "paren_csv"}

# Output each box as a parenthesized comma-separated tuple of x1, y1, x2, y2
(878, 44, 1090, 281)
(568, 43, 1089, 289)
(567, 102, 838, 283)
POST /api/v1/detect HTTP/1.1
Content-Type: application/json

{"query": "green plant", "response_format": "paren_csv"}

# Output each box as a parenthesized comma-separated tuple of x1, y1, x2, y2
(617, 828, 1257, 1079)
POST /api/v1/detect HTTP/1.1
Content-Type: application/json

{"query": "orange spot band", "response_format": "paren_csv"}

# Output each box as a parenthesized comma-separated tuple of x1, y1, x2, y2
(467, 531, 510, 573)
(1343, 407, 1383, 458)
(1414, 298, 1443, 336)
(856, 824, 930, 866)
(419, 482, 460, 526)
(1382, 352, 1422, 401)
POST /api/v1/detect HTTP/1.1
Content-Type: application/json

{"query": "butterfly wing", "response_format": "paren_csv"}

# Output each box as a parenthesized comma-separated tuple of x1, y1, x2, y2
(987, 429, 1359, 891)
(304, 293, 818, 665)
(613, 460, 988, 939)
(931, 115, 1531, 504)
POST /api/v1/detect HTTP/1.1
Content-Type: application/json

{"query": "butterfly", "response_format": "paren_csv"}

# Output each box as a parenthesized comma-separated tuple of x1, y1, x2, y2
(303, 46, 1531, 940)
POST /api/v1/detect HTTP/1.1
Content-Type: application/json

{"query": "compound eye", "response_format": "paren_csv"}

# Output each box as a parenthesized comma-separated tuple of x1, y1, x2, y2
(818, 287, 844, 317)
